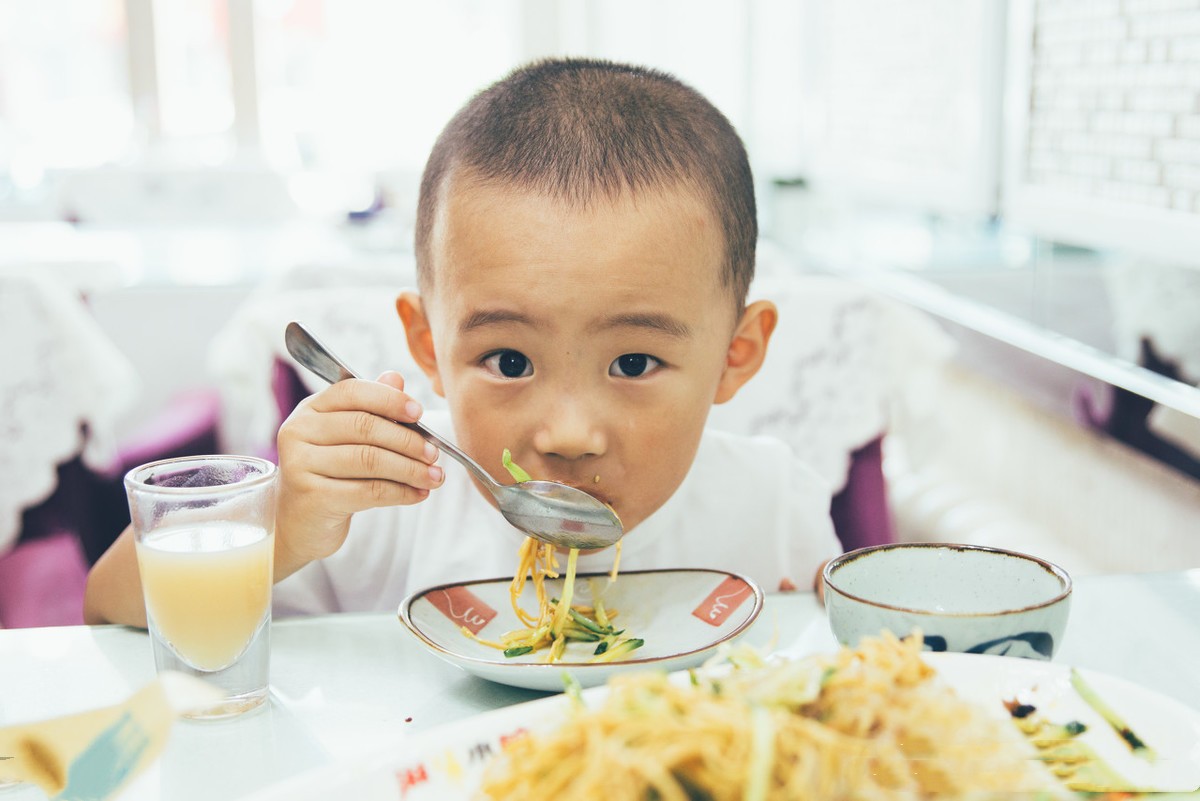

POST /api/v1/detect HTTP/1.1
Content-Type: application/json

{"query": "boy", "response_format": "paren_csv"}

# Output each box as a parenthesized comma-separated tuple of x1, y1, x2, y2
(84, 57, 840, 624)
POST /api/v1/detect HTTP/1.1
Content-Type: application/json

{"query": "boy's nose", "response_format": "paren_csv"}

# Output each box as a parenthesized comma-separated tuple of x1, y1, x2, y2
(531, 397, 607, 462)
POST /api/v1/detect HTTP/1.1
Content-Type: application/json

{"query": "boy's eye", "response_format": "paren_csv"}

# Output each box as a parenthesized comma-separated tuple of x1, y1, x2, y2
(483, 350, 532, 378)
(609, 353, 662, 378)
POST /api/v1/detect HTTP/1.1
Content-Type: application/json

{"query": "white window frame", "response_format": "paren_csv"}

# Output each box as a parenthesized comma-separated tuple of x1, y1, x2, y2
(796, 0, 1008, 219)
(124, 0, 261, 155)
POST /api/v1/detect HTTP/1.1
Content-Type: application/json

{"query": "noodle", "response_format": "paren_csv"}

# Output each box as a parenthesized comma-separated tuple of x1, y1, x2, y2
(464, 451, 640, 664)
(479, 632, 1060, 800)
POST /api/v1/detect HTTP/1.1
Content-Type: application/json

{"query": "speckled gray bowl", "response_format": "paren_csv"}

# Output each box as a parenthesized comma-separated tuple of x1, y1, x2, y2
(823, 543, 1072, 660)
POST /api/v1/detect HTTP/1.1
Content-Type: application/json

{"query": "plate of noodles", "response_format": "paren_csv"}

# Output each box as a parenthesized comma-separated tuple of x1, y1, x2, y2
(398, 566, 764, 691)
(247, 632, 1200, 800)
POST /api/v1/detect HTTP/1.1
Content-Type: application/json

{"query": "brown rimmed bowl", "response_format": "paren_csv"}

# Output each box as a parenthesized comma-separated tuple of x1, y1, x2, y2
(822, 542, 1072, 660)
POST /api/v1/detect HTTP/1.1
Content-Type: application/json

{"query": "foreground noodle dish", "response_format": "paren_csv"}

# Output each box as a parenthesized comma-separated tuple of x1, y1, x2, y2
(479, 632, 1147, 800)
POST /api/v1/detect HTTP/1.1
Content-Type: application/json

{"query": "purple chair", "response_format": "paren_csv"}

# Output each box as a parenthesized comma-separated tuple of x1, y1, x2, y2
(1075, 338, 1200, 481)
(0, 531, 89, 629)
(829, 436, 895, 550)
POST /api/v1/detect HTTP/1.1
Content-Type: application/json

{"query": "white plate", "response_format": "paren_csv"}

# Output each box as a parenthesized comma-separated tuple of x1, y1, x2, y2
(929, 652, 1200, 794)
(247, 652, 1200, 800)
(397, 567, 764, 692)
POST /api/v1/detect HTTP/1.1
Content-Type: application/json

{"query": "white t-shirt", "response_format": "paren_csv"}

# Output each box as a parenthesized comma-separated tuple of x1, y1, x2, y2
(273, 410, 842, 616)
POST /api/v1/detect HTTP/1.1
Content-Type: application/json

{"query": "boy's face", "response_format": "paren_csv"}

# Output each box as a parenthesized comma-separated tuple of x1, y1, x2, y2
(400, 175, 767, 535)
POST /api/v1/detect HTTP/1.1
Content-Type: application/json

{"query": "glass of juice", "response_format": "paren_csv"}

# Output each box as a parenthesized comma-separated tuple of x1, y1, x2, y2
(125, 455, 277, 720)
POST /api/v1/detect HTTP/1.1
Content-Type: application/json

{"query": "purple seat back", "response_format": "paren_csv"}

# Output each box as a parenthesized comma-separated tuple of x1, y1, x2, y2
(829, 436, 895, 551)
(0, 532, 88, 628)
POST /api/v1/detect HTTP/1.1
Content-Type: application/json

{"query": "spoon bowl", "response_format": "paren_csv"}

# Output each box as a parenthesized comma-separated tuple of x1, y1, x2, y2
(284, 321, 624, 550)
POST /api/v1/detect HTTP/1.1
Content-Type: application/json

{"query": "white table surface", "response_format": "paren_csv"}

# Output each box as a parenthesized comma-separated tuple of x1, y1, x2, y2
(2, 570, 1198, 800)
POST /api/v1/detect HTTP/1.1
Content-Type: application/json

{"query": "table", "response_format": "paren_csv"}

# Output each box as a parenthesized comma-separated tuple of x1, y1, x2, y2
(2, 571, 1198, 800)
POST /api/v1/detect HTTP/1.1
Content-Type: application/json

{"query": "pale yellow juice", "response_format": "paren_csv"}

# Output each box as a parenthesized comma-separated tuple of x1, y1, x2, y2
(136, 522, 274, 672)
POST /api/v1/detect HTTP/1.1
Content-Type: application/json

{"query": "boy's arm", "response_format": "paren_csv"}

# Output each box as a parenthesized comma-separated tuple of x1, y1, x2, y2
(272, 371, 444, 583)
(777, 559, 829, 602)
(84, 526, 147, 626)
(814, 558, 829, 604)
(84, 371, 442, 626)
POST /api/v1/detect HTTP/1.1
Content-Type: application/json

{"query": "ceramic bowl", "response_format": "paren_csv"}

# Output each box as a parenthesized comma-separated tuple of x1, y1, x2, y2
(399, 568, 764, 691)
(822, 542, 1072, 660)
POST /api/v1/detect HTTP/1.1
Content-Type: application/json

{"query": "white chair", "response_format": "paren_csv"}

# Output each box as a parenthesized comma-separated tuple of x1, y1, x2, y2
(0, 272, 139, 627)
(207, 258, 438, 461)
(708, 243, 955, 549)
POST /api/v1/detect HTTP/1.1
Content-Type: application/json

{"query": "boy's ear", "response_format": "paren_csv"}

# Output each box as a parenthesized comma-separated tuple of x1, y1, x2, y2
(396, 292, 445, 397)
(713, 300, 777, 404)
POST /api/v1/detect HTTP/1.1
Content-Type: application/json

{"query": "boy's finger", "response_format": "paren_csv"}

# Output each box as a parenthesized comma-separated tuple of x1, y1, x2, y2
(299, 474, 431, 510)
(307, 378, 424, 423)
(308, 443, 445, 490)
(294, 410, 439, 464)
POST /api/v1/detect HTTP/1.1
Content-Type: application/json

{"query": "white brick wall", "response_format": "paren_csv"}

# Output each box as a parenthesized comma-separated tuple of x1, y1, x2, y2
(1115, 158, 1163, 183)
(1173, 38, 1200, 60)
(1091, 111, 1173, 136)
(1130, 10, 1200, 38)
(1123, 0, 1200, 15)
(1180, 115, 1200, 138)
(1166, 163, 1200, 190)
(1126, 88, 1195, 113)
(1158, 137, 1200, 163)
(1025, 0, 1200, 218)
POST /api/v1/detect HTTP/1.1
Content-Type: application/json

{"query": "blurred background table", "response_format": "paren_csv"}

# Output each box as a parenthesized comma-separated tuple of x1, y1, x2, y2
(1, 571, 1197, 800)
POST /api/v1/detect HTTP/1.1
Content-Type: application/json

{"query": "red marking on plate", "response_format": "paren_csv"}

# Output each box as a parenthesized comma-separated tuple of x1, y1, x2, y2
(500, 727, 530, 747)
(396, 763, 429, 797)
(560, 519, 585, 533)
(691, 575, 753, 627)
(427, 586, 498, 635)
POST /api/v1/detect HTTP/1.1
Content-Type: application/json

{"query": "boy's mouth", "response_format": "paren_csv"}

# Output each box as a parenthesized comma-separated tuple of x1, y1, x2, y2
(562, 482, 616, 511)
(556, 483, 623, 550)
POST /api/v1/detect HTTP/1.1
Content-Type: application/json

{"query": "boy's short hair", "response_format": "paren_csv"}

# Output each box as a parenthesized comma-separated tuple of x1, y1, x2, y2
(414, 57, 757, 311)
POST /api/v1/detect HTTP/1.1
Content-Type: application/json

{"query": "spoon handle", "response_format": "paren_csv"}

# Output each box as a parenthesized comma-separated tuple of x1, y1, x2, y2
(398, 418, 500, 490)
(284, 321, 502, 491)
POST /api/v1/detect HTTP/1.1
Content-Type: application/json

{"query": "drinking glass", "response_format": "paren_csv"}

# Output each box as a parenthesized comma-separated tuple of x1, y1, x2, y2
(125, 455, 277, 719)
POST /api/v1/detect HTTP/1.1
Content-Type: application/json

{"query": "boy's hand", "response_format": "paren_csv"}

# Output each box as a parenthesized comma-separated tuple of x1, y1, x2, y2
(274, 371, 444, 580)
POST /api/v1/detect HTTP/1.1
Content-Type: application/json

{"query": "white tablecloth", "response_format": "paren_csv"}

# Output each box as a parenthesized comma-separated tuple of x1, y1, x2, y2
(1, 573, 1197, 801)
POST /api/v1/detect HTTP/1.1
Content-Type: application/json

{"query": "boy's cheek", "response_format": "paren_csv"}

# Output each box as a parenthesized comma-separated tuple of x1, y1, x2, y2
(445, 402, 509, 473)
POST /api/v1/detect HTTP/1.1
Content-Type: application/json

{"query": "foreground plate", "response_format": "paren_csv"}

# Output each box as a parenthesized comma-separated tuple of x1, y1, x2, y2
(397, 567, 764, 691)
(248, 652, 1200, 801)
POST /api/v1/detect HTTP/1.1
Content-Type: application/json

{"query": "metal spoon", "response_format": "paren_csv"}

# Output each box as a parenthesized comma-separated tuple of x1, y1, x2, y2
(284, 321, 624, 550)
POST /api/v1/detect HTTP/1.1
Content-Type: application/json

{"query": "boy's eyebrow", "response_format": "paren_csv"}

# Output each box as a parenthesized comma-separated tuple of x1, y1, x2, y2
(459, 309, 691, 337)
(460, 308, 541, 333)
(599, 312, 692, 338)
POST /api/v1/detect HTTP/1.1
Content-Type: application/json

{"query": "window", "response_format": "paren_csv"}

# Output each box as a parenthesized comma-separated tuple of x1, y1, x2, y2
(254, 0, 523, 172)
(154, 0, 235, 158)
(0, 0, 132, 175)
